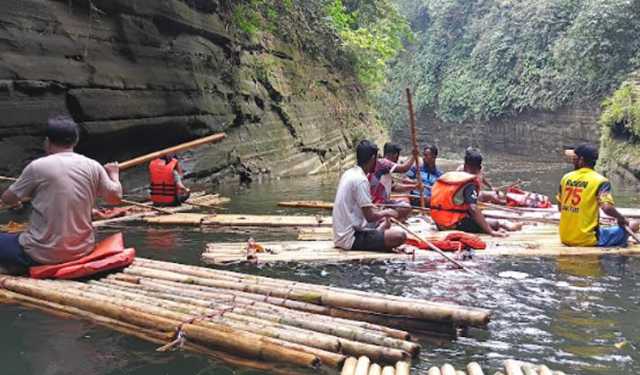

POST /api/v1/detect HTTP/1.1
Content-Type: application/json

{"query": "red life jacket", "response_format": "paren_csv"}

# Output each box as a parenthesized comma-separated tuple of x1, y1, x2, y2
(29, 233, 135, 280)
(430, 171, 481, 229)
(149, 158, 179, 204)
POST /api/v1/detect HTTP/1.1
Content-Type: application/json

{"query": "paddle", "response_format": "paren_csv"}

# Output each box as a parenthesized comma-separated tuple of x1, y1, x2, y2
(406, 88, 425, 210)
(390, 218, 472, 273)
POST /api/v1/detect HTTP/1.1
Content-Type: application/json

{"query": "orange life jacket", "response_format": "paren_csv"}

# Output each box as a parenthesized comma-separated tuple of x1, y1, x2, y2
(29, 233, 135, 280)
(430, 171, 481, 229)
(149, 158, 179, 204)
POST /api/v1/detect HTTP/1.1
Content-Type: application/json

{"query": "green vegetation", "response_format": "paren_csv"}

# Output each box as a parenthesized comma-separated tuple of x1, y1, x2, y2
(231, 0, 294, 35)
(380, 0, 640, 128)
(600, 82, 640, 140)
(324, 0, 412, 89)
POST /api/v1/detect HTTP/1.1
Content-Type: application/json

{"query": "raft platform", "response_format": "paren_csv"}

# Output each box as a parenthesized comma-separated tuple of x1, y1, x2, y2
(0, 258, 490, 372)
(203, 225, 640, 266)
(144, 214, 332, 227)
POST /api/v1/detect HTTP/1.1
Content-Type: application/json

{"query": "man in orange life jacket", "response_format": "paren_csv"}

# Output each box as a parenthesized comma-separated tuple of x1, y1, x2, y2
(149, 154, 190, 206)
(430, 148, 521, 237)
(0, 116, 122, 274)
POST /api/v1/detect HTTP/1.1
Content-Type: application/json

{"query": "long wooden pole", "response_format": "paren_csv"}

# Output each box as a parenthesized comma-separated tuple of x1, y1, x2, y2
(118, 132, 226, 170)
(119, 198, 175, 215)
(0, 176, 17, 183)
(406, 88, 425, 209)
(390, 218, 471, 273)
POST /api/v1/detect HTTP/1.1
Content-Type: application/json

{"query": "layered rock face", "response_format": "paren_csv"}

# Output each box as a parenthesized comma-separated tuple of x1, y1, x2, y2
(0, 0, 382, 181)
(393, 104, 601, 161)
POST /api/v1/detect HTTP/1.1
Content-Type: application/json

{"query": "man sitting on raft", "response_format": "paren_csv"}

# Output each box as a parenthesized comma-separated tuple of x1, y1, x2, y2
(369, 142, 414, 220)
(404, 144, 443, 206)
(149, 154, 191, 206)
(559, 144, 639, 247)
(333, 140, 406, 251)
(430, 148, 521, 237)
(0, 116, 122, 274)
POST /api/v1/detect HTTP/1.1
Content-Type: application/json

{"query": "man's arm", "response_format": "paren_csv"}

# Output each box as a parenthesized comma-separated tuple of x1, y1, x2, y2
(1, 164, 37, 207)
(393, 157, 414, 174)
(601, 203, 629, 228)
(100, 162, 123, 205)
(362, 206, 398, 223)
(0, 189, 20, 207)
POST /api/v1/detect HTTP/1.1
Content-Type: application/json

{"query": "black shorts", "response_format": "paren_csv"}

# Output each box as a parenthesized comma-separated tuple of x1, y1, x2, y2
(453, 217, 484, 233)
(351, 229, 386, 251)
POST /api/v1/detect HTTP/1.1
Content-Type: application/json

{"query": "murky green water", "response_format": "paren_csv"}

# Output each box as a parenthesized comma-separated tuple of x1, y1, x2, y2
(1, 155, 639, 375)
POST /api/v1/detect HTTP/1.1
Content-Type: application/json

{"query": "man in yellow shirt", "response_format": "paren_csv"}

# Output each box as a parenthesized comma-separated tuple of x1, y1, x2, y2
(559, 144, 638, 247)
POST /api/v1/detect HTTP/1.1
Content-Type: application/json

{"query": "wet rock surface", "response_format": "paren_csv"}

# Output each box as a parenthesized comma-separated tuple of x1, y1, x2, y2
(0, 0, 383, 181)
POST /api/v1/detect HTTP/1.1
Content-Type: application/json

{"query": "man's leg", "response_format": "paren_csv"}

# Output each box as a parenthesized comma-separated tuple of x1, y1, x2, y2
(597, 226, 629, 247)
(489, 219, 522, 232)
(383, 227, 407, 250)
(0, 233, 32, 275)
(352, 228, 405, 252)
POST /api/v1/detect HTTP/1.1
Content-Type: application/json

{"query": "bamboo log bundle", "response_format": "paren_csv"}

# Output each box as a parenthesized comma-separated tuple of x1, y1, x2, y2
(369, 364, 382, 375)
(382, 366, 396, 375)
(441, 364, 457, 375)
(428, 367, 442, 375)
(342, 357, 359, 375)
(144, 213, 332, 227)
(504, 360, 525, 375)
(355, 356, 371, 375)
(395, 361, 410, 375)
(129, 258, 491, 328)
(418, 361, 566, 375)
(467, 362, 484, 375)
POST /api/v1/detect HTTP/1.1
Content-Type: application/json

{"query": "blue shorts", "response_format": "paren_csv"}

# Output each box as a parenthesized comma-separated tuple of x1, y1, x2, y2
(0, 233, 36, 267)
(597, 226, 629, 247)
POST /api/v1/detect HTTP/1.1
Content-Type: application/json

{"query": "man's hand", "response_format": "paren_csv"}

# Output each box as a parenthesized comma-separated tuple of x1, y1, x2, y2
(104, 162, 120, 181)
(381, 209, 399, 219)
(490, 230, 508, 238)
(617, 216, 630, 229)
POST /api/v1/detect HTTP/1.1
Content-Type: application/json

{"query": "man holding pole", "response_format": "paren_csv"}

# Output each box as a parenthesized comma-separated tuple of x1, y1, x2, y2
(333, 140, 407, 251)
(559, 144, 639, 247)
(0, 115, 122, 273)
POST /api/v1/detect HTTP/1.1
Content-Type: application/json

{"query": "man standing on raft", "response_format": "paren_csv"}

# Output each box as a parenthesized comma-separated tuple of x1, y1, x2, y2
(430, 148, 521, 237)
(333, 140, 406, 251)
(559, 144, 639, 246)
(0, 116, 123, 274)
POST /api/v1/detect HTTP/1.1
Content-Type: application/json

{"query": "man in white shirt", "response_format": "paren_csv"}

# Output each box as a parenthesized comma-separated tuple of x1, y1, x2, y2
(333, 140, 407, 251)
(0, 115, 122, 273)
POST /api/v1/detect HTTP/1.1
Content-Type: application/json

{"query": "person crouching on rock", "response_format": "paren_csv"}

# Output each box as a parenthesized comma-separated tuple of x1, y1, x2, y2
(333, 140, 407, 251)
(559, 144, 639, 247)
(149, 154, 191, 206)
(0, 115, 122, 275)
(430, 148, 521, 237)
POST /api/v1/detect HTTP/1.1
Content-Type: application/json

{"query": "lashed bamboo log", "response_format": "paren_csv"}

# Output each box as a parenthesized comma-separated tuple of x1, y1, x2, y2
(118, 133, 226, 170)
(536, 366, 552, 375)
(0, 289, 302, 375)
(382, 366, 396, 375)
(456, 371, 466, 375)
(342, 357, 359, 375)
(441, 364, 457, 375)
(354, 356, 371, 375)
(368, 363, 382, 375)
(428, 367, 442, 375)
(504, 360, 524, 375)
(0, 176, 17, 182)
(131, 258, 490, 327)
(0, 277, 319, 368)
(467, 362, 485, 375)
(521, 365, 537, 375)
(395, 360, 410, 375)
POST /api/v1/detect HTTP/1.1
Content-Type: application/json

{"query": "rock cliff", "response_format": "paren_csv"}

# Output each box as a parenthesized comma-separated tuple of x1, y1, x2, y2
(0, 0, 383, 181)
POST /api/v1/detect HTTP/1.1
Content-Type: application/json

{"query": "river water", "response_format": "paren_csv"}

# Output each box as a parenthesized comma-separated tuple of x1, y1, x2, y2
(1, 155, 639, 375)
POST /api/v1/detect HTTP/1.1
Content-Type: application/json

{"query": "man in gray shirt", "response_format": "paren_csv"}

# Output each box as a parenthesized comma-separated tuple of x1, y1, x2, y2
(0, 116, 122, 273)
(333, 140, 406, 251)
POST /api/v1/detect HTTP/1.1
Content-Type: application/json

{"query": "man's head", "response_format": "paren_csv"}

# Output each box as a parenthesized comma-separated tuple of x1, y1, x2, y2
(45, 115, 79, 153)
(356, 140, 379, 173)
(463, 147, 483, 175)
(573, 144, 598, 169)
(383, 143, 402, 163)
(423, 144, 438, 166)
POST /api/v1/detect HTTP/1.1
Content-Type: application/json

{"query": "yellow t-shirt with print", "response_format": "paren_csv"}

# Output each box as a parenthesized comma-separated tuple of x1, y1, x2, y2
(558, 168, 612, 246)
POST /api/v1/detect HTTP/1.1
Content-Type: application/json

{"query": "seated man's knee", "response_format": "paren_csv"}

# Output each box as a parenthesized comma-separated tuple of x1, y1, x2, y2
(384, 228, 406, 249)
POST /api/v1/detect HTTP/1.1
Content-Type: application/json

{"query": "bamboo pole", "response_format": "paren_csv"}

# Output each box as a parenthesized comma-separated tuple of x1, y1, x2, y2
(456, 371, 466, 375)
(441, 364, 457, 375)
(120, 199, 175, 214)
(467, 362, 484, 375)
(342, 357, 359, 375)
(124, 263, 489, 327)
(537, 366, 552, 375)
(131, 258, 490, 327)
(428, 367, 442, 375)
(1, 278, 319, 368)
(504, 360, 524, 375)
(0, 176, 17, 182)
(369, 364, 382, 375)
(354, 356, 371, 375)
(406, 88, 425, 209)
(118, 133, 225, 170)
(391, 218, 472, 273)
(395, 361, 410, 375)
(521, 365, 537, 375)
(382, 366, 396, 375)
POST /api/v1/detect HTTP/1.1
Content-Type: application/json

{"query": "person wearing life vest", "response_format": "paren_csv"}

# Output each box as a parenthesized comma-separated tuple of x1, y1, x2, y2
(0, 116, 122, 275)
(559, 144, 639, 247)
(149, 154, 190, 206)
(430, 148, 521, 237)
(456, 147, 505, 205)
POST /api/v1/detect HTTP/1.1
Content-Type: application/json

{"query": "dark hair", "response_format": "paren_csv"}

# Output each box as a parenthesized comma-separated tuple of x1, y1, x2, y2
(575, 144, 598, 167)
(424, 144, 438, 157)
(464, 147, 483, 168)
(383, 142, 402, 156)
(46, 115, 79, 146)
(356, 140, 379, 166)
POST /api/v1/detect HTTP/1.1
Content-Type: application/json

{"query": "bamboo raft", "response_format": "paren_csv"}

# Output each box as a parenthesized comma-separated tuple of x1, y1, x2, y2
(93, 194, 228, 227)
(279, 201, 334, 210)
(144, 214, 332, 227)
(420, 359, 567, 375)
(340, 357, 410, 375)
(204, 224, 640, 266)
(0, 258, 492, 372)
